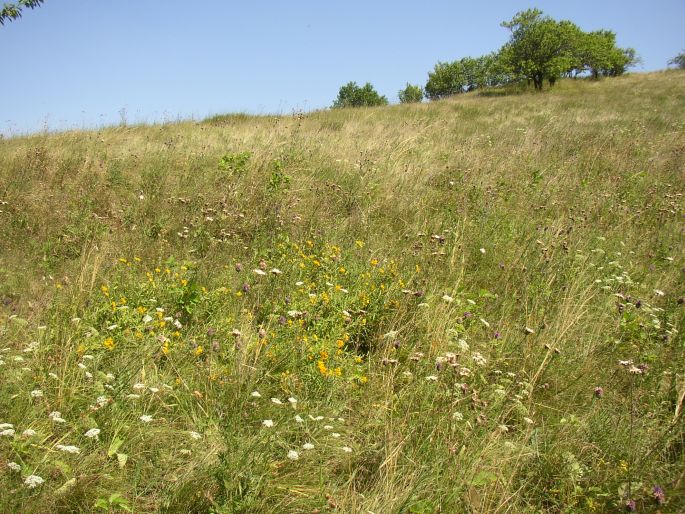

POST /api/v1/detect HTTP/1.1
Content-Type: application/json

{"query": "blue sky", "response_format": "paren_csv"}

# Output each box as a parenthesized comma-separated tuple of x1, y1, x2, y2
(1, 0, 683, 135)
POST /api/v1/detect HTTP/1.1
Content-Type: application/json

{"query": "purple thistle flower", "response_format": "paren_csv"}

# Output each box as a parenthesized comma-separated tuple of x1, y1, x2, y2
(625, 499, 636, 512)
(594, 386, 604, 398)
(241, 282, 250, 293)
(235, 262, 243, 272)
(493, 331, 501, 339)
(652, 486, 665, 505)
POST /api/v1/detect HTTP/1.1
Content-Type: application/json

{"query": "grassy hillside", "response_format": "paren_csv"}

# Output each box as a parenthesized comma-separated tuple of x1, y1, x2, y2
(0, 71, 683, 513)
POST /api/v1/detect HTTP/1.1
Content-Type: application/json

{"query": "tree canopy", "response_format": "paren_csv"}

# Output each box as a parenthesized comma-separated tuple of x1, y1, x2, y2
(668, 51, 685, 69)
(0, 0, 44, 25)
(332, 82, 388, 108)
(398, 83, 423, 104)
(498, 9, 637, 89)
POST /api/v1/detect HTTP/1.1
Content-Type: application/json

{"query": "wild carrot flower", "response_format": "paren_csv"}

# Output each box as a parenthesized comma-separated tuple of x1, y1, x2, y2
(287, 450, 299, 460)
(139, 415, 153, 423)
(302, 443, 315, 450)
(262, 419, 274, 428)
(22, 429, 37, 437)
(30, 389, 43, 398)
(7, 462, 21, 472)
(56, 444, 81, 454)
(0, 429, 15, 437)
(84, 428, 100, 439)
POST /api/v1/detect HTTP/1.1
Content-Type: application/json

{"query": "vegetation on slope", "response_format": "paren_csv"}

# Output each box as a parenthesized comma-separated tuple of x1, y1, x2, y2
(0, 72, 684, 513)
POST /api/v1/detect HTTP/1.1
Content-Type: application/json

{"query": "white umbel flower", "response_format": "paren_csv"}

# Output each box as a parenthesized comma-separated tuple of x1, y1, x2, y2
(287, 450, 299, 460)
(49, 411, 66, 423)
(55, 444, 81, 454)
(262, 419, 274, 428)
(24, 474, 45, 488)
(84, 428, 101, 439)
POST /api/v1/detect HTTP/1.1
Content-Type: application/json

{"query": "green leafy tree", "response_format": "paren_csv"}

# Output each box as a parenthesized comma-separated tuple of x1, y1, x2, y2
(499, 9, 582, 89)
(425, 54, 510, 100)
(425, 61, 467, 100)
(668, 51, 685, 69)
(578, 30, 638, 78)
(0, 0, 44, 25)
(398, 83, 423, 103)
(332, 82, 388, 108)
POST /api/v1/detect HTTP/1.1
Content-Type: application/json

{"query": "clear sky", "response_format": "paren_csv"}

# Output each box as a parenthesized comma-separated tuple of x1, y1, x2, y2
(2, 0, 683, 135)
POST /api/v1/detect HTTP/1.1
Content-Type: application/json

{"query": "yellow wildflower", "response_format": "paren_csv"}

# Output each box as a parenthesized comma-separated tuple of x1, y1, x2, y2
(103, 338, 115, 351)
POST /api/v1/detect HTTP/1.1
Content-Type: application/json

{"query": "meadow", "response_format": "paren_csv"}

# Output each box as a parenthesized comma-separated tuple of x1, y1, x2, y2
(0, 71, 683, 513)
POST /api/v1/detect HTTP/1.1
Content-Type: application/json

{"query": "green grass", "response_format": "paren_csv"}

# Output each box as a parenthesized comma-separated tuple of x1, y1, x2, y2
(0, 71, 683, 513)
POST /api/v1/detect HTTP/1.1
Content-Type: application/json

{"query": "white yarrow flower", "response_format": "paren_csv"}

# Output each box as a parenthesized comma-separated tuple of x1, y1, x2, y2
(24, 474, 45, 488)
(0, 429, 15, 437)
(302, 443, 315, 450)
(0, 423, 14, 430)
(270, 398, 283, 405)
(287, 397, 297, 405)
(341, 446, 353, 453)
(262, 419, 274, 428)
(7, 462, 21, 472)
(287, 450, 299, 460)
(250, 391, 262, 398)
(132, 383, 146, 391)
(49, 411, 66, 423)
(30, 389, 43, 398)
(22, 429, 37, 437)
(189, 431, 202, 440)
(294, 415, 304, 423)
(139, 415, 153, 423)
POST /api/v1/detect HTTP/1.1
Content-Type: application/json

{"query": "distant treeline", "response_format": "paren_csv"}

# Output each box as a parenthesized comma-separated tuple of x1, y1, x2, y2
(334, 9, 639, 107)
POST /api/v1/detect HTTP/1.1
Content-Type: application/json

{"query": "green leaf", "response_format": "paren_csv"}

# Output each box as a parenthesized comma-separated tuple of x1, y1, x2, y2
(108, 436, 124, 457)
(471, 471, 498, 486)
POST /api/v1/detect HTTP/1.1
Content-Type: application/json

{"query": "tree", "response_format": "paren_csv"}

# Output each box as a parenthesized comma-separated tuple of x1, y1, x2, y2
(398, 83, 423, 103)
(0, 0, 44, 25)
(425, 61, 467, 100)
(577, 30, 638, 78)
(499, 9, 637, 88)
(424, 54, 510, 100)
(499, 9, 582, 90)
(668, 51, 685, 69)
(332, 82, 388, 108)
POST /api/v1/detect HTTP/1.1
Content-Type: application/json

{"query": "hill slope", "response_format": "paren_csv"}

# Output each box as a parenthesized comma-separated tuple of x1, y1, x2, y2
(0, 72, 684, 513)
